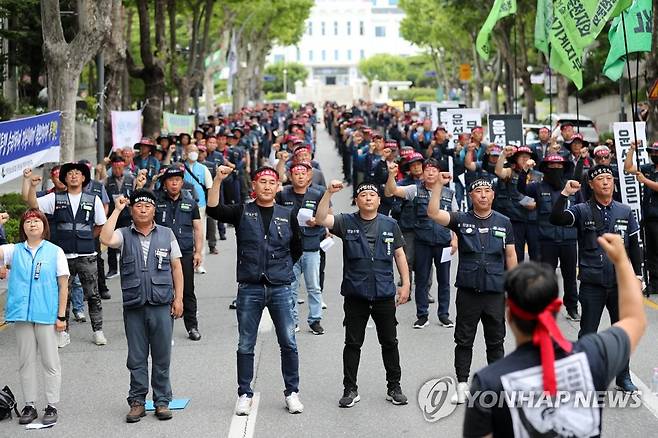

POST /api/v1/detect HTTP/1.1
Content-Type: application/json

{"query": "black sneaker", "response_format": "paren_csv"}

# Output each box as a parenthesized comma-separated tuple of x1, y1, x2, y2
(19, 405, 38, 424)
(229, 300, 237, 310)
(438, 315, 454, 328)
(100, 290, 111, 300)
(386, 386, 408, 405)
(339, 389, 360, 408)
(188, 328, 201, 341)
(427, 294, 435, 303)
(566, 309, 580, 322)
(42, 405, 58, 425)
(413, 316, 429, 329)
(106, 270, 119, 279)
(309, 321, 325, 335)
(220, 235, 227, 241)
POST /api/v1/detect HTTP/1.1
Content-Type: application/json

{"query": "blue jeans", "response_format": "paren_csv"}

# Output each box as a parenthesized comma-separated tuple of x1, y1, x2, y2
(414, 243, 451, 319)
(236, 283, 299, 397)
(291, 251, 323, 326)
(71, 274, 84, 313)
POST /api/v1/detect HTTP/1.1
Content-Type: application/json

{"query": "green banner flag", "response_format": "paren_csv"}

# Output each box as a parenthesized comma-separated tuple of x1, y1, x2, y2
(549, 0, 632, 89)
(603, 0, 653, 81)
(534, 0, 553, 56)
(476, 0, 517, 60)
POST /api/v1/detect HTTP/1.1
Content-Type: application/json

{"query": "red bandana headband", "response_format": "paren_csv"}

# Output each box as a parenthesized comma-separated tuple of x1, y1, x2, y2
(507, 297, 572, 396)
(291, 163, 310, 173)
(252, 169, 279, 181)
(23, 210, 42, 221)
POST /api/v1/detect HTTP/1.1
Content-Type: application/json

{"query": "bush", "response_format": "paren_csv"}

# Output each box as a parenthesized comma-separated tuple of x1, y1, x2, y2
(0, 95, 14, 121)
(0, 193, 29, 243)
(389, 88, 437, 101)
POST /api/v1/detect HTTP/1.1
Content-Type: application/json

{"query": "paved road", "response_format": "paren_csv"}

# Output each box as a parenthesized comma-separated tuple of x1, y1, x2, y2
(1, 127, 658, 437)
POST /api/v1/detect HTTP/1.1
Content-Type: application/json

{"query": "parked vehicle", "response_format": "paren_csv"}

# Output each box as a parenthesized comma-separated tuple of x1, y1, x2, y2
(546, 113, 600, 145)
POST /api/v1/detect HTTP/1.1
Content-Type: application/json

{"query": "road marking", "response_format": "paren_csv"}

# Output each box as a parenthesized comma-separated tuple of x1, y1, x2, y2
(630, 371, 658, 419)
(227, 392, 261, 438)
(644, 297, 658, 311)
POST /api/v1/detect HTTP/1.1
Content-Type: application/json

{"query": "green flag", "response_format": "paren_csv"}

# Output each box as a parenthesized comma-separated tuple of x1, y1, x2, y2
(549, 0, 632, 89)
(476, 0, 517, 60)
(534, 0, 553, 56)
(603, 0, 653, 81)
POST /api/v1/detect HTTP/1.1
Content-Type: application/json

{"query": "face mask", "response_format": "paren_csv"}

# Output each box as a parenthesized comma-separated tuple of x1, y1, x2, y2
(543, 168, 564, 189)
(188, 152, 199, 162)
(651, 155, 658, 164)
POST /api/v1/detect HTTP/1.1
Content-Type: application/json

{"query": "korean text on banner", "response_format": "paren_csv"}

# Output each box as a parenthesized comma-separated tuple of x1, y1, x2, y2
(111, 110, 142, 151)
(613, 121, 648, 223)
(163, 112, 195, 135)
(488, 114, 523, 147)
(446, 108, 482, 149)
(0, 111, 61, 184)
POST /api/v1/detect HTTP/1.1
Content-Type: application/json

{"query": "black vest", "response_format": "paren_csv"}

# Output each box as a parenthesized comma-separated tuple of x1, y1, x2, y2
(119, 225, 174, 308)
(340, 213, 397, 300)
(495, 170, 528, 222)
(413, 185, 453, 246)
(85, 180, 104, 200)
(536, 182, 578, 243)
(155, 191, 196, 254)
(52, 192, 96, 254)
(397, 177, 420, 231)
(236, 202, 295, 285)
(278, 186, 325, 252)
(106, 174, 135, 225)
(454, 211, 509, 293)
(641, 164, 658, 220)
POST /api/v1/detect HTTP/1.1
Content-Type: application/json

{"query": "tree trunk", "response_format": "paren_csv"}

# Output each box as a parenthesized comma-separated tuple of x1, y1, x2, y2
(520, 72, 535, 122)
(176, 76, 192, 114)
(557, 75, 569, 113)
(645, 1, 658, 140)
(103, 0, 127, 154)
(47, 63, 79, 162)
(489, 55, 502, 114)
(142, 66, 166, 136)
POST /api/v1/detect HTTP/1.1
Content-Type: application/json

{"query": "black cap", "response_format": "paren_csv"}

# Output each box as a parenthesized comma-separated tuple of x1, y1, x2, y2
(159, 165, 185, 183)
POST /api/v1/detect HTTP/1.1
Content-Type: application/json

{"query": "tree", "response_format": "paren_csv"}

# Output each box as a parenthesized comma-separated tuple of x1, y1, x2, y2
(646, 1, 658, 140)
(41, 0, 112, 162)
(263, 61, 308, 94)
(357, 54, 409, 82)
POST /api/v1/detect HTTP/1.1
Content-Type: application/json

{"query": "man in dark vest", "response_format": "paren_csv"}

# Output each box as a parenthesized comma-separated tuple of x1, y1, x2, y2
(385, 158, 457, 329)
(138, 165, 203, 341)
(550, 165, 643, 393)
(315, 180, 411, 409)
(275, 161, 326, 335)
(518, 153, 582, 321)
(105, 156, 136, 278)
(207, 165, 305, 416)
(25, 162, 108, 347)
(463, 237, 646, 437)
(427, 175, 518, 404)
(100, 189, 183, 423)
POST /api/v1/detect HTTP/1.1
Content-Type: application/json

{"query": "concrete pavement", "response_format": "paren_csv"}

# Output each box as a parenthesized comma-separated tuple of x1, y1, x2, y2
(0, 127, 658, 437)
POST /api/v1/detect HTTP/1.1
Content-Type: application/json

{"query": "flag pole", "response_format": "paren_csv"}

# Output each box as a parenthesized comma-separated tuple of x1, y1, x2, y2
(513, 17, 518, 114)
(548, 44, 553, 126)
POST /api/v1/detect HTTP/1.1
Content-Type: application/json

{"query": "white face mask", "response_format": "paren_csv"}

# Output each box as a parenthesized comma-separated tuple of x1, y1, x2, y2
(188, 152, 199, 162)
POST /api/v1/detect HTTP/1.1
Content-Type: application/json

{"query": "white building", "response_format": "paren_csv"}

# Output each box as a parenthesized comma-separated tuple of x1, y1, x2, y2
(267, 0, 419, 87)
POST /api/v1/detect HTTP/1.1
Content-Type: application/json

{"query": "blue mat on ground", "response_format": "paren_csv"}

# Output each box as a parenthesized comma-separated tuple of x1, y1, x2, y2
(145, 398, 190, 411)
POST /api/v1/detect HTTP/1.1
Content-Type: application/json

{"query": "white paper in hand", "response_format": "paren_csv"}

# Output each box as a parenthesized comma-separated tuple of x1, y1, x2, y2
(441, 247, 453, 263)
(296, 208, 314, 227)
(320, 237, 335, 252)
(519, 196, 535, 207)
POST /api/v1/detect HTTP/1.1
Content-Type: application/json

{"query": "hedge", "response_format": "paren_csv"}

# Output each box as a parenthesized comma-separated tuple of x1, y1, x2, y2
(0, 192, 29, 243)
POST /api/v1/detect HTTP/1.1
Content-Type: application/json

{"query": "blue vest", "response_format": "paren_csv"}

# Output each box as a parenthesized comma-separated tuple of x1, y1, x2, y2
(640, 164, 658, 220)
(413, 185, 453, 246)
(52, 192, 97, 254)
(454, 211, 509, 293)
(236, 202, 295, 285)
(397, 177, 420, 231)
(183, 162, 208, 207)
(155, 191, 196, 254)
(5, 241, 60, 324)
(278, 186, 326, 252)
(118, 225, 175, 308)
(536, 182, 578, 243)
(574, 200, 633, 286)
(494, 170, 528, 222)
(340, 213, 397, 301)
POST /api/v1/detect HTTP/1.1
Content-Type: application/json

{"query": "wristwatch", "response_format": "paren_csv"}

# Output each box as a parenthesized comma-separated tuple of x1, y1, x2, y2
(57, 316, 66, 322)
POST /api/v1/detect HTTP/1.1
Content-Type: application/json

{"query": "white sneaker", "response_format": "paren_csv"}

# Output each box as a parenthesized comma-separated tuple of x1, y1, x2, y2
(285, 392, 304, 414)
(195, 266, 207, 274)
(57, 331, 70, 348)
(321, 301, 328, 309)
(450, 382, 469, 405)
(93, 330, 107, 346)
(235, 394, 252, 416)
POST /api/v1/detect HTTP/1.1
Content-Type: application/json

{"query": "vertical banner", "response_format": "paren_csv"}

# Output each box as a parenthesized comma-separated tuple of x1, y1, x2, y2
(488, 114, 524, 147)
(162, 112, 195, 135)
(402, 101, 416, 112)
(614, 121, 648, 223)
(111, 110, 142, 152)
(0, 111, 61, 184)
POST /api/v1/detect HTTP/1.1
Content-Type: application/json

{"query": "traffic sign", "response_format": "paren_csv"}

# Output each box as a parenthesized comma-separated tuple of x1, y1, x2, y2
(649, 79, 658, 101)
(459, 64, 472, 82)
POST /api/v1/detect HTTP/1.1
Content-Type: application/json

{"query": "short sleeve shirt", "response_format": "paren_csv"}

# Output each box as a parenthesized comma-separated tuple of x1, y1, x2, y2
(331, 213, 404, 253)
(447, 211, 515, 246)
(1, 243, 69, 277)
(110, 224, 182, 264)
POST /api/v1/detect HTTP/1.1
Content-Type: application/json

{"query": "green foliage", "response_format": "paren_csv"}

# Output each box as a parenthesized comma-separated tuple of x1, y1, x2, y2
(358, 54, 410, 82)
(263, 62, 308, 93)
(0, 95, 14, 121)
(265, 92, 287, 101)
(599, 131, 615, 142)
(0, 193, 28, 243)
(389, 88, 437, 101)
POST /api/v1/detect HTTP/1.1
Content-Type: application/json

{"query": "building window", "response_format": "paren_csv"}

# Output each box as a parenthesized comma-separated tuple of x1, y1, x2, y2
(347, 49, 352, 60)
(388, 0, 399, 4)
(274, 54, 284, 63)
(321, 22, 325, 36)
(360, 49, 365, 59)
(334, 49, 339, 60)
(334, 21, 338, 36)
(307, 22, 312, 35)
(347, 21, 351, 35)
(359, 21, 364, 36)
(296, 48, 301, 62)
(309, 50, 313, 61)
(375, 26, 386, 37)
(322, 50, 326, 61)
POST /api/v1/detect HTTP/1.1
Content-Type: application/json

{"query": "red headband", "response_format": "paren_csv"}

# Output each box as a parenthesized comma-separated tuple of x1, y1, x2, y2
(252, 169, 279, 181)
(23, 210, 43, 221)
(507, 297, 572, 395)
(291, 163, 311, 173)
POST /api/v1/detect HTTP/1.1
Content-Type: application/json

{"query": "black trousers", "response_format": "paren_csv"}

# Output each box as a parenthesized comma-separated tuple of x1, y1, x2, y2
(108, 247, 119, 272)
(319, 249, 326, 291)
(343, 296, 401, 391)
(511, 220, 540, 262)
(95, 238, 108, 292)
(644, 220, 658, 291)
(454, 288, 505, 383)
(181, 253, 197, 331)
(539, 241, 578, 312)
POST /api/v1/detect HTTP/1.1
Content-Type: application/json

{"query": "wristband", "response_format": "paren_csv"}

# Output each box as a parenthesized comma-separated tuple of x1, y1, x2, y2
(57, 316, 66, 322)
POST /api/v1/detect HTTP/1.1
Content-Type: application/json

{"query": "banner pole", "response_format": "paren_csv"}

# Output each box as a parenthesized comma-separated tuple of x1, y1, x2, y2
(548, 44, 553, 126)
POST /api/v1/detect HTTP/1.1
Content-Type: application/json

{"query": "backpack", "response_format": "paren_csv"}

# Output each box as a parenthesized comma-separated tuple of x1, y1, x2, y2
(0, 386, 19, 420)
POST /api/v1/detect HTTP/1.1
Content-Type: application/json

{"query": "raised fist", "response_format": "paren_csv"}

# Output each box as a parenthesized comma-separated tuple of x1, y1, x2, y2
(328, 179, 344, 194)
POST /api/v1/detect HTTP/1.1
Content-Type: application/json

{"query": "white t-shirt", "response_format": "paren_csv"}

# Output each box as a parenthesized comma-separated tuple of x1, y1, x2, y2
(1, 243, 70, 277)
(37, 191, 107, 258)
